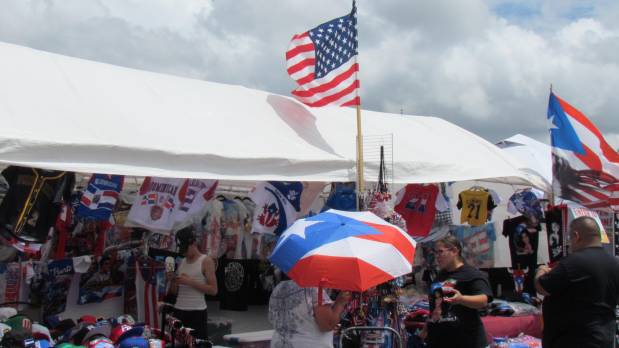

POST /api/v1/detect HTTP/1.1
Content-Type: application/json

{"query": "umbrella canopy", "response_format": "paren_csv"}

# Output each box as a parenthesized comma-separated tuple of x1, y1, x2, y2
(269, 209, 416, 291)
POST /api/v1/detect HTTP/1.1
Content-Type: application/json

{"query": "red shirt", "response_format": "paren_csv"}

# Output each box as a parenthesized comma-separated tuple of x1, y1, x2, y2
(395, 184, 439, 237)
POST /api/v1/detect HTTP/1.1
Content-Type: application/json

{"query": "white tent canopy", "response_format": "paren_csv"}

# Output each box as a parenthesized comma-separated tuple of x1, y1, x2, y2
(496, 134, 552, 191)
(0, 42, 543, 187)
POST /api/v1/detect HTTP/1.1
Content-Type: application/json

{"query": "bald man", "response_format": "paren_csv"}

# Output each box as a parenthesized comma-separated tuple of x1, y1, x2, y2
(535, 216, 619, 348)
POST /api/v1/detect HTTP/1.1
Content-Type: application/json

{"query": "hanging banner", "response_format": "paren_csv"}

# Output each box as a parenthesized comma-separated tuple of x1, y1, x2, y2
(78, 253, 127, 304)
(450, 223, 496, 268)
(545, 208, 566, 264)
(567, 206, 610, 243)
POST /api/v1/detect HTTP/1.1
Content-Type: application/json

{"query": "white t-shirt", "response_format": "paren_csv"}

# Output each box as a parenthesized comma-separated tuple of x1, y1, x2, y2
(268, 280, 334, 348)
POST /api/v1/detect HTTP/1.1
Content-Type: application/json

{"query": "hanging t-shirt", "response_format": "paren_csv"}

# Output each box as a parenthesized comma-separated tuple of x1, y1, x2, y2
(126, 177, 185, 232)
(394, 184, 448, 237)
(198, 199, 224, 259)
(218, 258, 251, 311)
(172, 179, 218, 230)
(545, 208, 565, 264)
(427, 264, 493, 348)
(456, 189, 496, 226)
(503, 216, 540, 294)
(0, 166, 75, 243)
(0, 262, 24, 308)
(249, 182, 302, 236)
(450, 223, 496, 268)
(507, 190, 543, 220)
(78, 253, 128, 304)
(36, 259, 74, 315)
(76, 174, 124, 221)
(322, 182, 356, 212)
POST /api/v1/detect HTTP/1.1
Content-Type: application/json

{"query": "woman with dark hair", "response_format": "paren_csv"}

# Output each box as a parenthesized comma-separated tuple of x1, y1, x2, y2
(423, 235, 493, 348)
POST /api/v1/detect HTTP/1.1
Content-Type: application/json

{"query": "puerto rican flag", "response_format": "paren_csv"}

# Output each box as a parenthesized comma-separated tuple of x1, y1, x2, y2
(135, 259, 165, 330)
(548, 92, 619, 210)
(77, 174, 124, 220)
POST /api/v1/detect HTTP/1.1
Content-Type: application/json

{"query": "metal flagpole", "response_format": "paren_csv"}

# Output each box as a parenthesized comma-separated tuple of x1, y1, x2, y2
(549, 83, 555, 207)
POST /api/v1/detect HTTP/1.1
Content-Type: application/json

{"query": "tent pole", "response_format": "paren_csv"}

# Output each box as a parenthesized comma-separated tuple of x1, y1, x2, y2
(549, 83, 555, 206)
(356, 104, 365, 210)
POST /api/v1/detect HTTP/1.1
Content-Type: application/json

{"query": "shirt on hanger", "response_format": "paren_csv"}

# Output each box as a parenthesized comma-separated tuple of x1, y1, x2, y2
(126, 177, 185, 232)
(0, 166, 75, 243)
(249, 182, 302, 236)
(76, 174, 124, 221)
(507, 189, 543, 220)
(457, 189, 496, 226)
(394, 184, 448, 237)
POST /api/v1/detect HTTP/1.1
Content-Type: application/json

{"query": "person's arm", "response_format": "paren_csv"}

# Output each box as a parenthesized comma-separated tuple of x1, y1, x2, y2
(443, 288, 488, 309)
(443, 275, 493, 310)
(534, 265, 552, 296)
(176, 256, 218, 296)
(314, 291, 351, 332)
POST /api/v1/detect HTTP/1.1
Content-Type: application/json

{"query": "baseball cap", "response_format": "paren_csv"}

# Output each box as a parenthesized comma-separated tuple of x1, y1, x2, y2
(148, 339, 165, 348)
(110, 324, 134, 343)
(82, 321, 112, 344)
(4, 314, 32, 339)
(0, 307, 17, 320)
(115, 315, 136, 326)
(79, 316, 97, 326)
(117, 325, 145, 343)
(55, 344, 85, 348)
(118, 336, 149, 348)
(0, 322, 11, 339)
(32, 323, 53, 343)
(86, 337, 114, 348)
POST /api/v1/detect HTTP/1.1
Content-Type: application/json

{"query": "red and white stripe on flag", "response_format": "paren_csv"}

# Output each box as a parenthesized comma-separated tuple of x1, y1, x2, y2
(135, 260, 162, 330)
(552, 94, 619, 210)
(285, 4, 360, 107)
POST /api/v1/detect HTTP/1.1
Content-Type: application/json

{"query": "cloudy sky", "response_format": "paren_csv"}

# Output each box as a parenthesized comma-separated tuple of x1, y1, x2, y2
(1, 0, 617, 147)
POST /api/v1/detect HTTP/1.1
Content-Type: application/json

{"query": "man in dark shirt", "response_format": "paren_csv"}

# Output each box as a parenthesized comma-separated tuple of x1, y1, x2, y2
(535, 216, 619, 348)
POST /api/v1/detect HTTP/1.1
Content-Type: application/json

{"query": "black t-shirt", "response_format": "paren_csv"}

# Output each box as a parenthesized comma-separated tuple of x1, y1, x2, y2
(0, 166, 74, 242)
(427, 264, 493, 348)
(539, 247, 619, 348)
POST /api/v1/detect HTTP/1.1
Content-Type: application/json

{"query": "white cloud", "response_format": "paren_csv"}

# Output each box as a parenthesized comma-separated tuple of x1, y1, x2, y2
(0, 0, 616, 144)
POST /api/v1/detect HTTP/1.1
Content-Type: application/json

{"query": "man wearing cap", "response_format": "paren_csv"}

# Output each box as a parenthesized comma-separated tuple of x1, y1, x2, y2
(535, 216, 619, 348)
(167, 226, 217, 340)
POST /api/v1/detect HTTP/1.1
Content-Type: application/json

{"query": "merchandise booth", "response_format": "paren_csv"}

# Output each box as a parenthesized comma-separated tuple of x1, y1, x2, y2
(0, 42, 572, 347)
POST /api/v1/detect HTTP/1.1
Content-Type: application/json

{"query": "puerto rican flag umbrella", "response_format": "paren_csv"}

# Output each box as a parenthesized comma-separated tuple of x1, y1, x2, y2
(269, 209, 416, 293)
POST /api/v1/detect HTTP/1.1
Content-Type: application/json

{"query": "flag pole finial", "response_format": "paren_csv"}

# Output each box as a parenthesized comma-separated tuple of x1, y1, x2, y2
(549, 84, 553, 94)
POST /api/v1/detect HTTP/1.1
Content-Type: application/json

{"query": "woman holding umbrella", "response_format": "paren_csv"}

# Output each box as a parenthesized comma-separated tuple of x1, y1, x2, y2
(423, 235, 493, 348)
(268, 273, 351, 347)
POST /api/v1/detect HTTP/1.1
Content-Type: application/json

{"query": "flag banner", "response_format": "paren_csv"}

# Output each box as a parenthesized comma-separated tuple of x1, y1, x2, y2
(78, 253, 128, 304)
(76, 174, 124, 221)
(450, 223, 496, 268)
(547, 92, 619, 210)
(135, 258, 166, 330)
(285, 2, 359, 107)
(249, 181, 303, 236)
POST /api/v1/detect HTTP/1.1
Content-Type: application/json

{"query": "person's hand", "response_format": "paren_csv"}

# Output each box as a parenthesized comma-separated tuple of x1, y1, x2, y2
(442, 287, 463, 305)
(176, 273, 193, 286)
(335, 291, 351, 306)
(166, 271, 175, 281)
(536, 265, 551, 278)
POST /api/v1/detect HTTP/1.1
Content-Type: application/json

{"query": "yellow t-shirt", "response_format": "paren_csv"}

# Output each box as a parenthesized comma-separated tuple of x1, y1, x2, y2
(458, 190, 491, 226)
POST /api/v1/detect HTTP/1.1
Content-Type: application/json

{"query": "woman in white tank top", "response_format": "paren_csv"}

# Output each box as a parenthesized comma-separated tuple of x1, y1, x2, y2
(167, 227, 218, 339)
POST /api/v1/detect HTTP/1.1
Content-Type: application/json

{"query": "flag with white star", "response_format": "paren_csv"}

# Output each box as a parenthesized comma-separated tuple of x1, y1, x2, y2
(547, 92, 619, 210)
(285, 2, 360, 107)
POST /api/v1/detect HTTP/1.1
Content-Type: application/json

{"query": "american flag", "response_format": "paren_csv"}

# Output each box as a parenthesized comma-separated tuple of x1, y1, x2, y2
(135, 259, 164, 330)
(548, 92, 619, 210)
(286, 2, 359, 107)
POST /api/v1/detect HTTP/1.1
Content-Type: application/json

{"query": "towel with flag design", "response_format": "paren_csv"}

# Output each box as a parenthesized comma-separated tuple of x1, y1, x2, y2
(76, 174, 124, 221)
